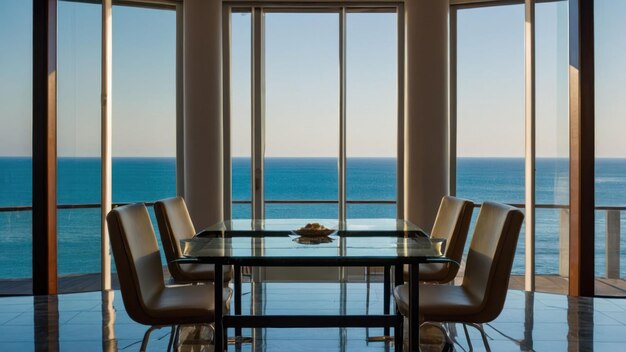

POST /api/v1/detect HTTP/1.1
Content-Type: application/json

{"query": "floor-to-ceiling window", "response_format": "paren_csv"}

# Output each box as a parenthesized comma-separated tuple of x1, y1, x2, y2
(534, 0, 570, 293)
(264, 11, 340, 219)
(231, 11, 252, 220)
(57, 1, 177, 286)
(0, 0, 33, 295)
(1, 0, 180, 294)
(458, 0, 626, 297)
(346, 11, 397, 219)
(227, 5, 400, 222)
(454, 3, 526, 280)
(112, 3, 177, 262)
(595, 0, 626, 297)
(57, 0, 102, 287)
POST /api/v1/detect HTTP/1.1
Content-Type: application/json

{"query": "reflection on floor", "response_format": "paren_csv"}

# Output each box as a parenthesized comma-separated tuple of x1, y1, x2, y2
(0, 283, 625, 351)
(508, 275, 626, 296)
(3, 274, 626, 297)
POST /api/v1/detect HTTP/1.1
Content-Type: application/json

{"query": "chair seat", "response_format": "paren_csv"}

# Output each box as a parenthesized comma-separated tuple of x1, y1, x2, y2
(393, 284, 482, 322)
(176, 263, 234, 283)
(146, 284, 232, 324)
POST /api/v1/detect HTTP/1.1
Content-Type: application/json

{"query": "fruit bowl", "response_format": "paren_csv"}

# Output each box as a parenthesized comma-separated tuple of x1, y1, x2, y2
(291, 223, 336, 238)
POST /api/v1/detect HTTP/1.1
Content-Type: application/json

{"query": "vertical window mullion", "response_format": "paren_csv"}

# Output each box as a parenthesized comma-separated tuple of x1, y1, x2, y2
(397, 3, 405, 219)
(449, 6, 457, 198)
(339, 8, 347, 223)
(252, 7, 265, 221)
(524, 0, 536, 292)
(222, 5, 232, 220)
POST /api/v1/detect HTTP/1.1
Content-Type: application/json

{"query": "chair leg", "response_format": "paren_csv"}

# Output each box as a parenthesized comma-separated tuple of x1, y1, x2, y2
(140, 326, 161, 352)
(365, 266, 371, 343)
(384, 265, 391, 336)
(463, 323, 491, 352)
(167, 325, 176, 352)
(173, 325, 182, 352)
(467, 323, 491, 352)
(462, 323, 473, 351)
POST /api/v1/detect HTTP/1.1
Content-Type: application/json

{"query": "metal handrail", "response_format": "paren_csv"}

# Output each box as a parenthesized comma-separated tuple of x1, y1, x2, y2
(0, 202, 155, 212)
(0, 200, 395, 212)
(234, 199, 397, 204)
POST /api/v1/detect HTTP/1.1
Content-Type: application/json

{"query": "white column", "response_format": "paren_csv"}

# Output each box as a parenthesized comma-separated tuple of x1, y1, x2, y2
(101, 0, 112, 291)
(404, 0, 449, 231)
(524, 0, 536, 292)
(184, 0, 224, 229)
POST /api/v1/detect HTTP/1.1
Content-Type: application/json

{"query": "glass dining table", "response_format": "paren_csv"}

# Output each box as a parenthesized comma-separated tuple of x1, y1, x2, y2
(177, 219, 449, 352)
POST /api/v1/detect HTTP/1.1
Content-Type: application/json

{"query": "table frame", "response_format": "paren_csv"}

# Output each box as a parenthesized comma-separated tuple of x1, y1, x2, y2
(178, 231, 451, 352)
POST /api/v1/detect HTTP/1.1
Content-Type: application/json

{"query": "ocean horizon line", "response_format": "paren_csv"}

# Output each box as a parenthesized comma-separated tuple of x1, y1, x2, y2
(2, 155, 626, 160)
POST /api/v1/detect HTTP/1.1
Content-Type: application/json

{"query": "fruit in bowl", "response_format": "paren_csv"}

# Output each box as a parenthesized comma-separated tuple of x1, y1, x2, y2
(292, 223, 336, 237)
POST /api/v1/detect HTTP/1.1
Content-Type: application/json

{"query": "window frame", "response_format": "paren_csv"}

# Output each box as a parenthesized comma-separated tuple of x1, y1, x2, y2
(222, 2, 405, 222)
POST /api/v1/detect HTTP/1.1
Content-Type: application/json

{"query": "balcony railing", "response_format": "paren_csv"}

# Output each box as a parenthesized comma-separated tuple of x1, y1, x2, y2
(1, 201, 624, 279)
(0, 199, 396, 212)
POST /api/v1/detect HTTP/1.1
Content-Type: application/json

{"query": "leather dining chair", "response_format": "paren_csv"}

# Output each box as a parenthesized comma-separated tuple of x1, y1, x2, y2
(107, 203, 232, 351)
(394, 201, 524, 351)
(154, 196, 232, 285)
(403, 196, 474, 284)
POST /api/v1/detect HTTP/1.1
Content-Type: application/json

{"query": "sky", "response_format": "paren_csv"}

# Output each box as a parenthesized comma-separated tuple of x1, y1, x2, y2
(457, 2, 570, 158)
(0, 0, 176, 158)
(0, 0, 625, 158)
(230, 11, 397, 157)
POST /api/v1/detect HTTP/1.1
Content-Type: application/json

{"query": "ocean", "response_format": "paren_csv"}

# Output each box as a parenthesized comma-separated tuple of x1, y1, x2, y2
(0, 157, 625, 279)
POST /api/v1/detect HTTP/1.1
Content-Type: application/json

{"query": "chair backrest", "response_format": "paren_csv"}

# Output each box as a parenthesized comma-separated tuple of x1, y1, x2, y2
(430, 196, 474, 281)
(461, 201, 524, 322)
(106, 203, 165, 325)
(154, 197, 196, 279)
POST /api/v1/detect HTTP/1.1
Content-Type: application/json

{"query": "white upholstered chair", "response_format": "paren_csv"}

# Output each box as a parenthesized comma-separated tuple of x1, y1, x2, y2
(394, 201, 524, 351)
(107, 203, 231, 351)
(154, 196, 232, 285)
(403, 196, 475, 284)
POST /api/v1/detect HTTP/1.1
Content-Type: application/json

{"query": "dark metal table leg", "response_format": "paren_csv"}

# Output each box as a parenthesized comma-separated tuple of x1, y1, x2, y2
(395, 264, 404, 287)
(394, 264, 404, 352)
(367, 265, 398, 344)
(215, 263, 224, 352)
(384, 265, 391, 336)
(395, 307, 404, 352)
(408, 264, 419, 352)
(234, 265, 242, 338)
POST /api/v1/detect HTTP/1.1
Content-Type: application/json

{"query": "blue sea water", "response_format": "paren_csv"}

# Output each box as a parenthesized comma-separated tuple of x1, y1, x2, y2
(0, 157, 625, 279)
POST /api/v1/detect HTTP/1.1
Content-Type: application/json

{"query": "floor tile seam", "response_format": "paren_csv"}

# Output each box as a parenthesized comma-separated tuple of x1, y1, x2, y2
(593, 310, 626, 325)
(1, 311, 29, 325)
(600, 310, 626, 319)
(0, 314, 24, 326)
(58, 311, 81, 325)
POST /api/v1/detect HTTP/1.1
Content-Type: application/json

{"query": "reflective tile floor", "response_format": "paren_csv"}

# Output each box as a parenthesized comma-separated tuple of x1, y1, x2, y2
(0, 283, 625, 351)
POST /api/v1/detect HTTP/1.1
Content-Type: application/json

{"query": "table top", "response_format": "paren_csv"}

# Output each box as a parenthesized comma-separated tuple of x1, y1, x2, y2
(179, 219, 447, 266)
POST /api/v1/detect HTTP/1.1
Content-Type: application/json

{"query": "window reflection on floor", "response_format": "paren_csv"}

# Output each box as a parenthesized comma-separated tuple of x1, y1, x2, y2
(0, 283, 623, 351)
